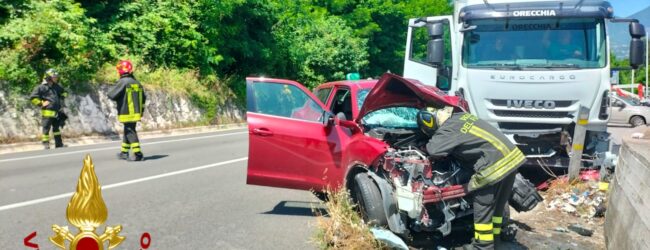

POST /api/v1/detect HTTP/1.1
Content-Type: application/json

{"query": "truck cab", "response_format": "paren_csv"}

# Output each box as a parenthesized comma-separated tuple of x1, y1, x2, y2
(404, 0, 646, 168)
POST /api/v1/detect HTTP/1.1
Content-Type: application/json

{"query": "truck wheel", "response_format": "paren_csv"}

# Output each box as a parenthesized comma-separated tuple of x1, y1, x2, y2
(630, 116, 646, 127)
(353, 173, 388, 226)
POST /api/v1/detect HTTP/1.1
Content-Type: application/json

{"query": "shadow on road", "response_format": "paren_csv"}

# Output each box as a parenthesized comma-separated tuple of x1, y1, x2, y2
(262, 201, 327, 217)
(142, 154, 169, 161)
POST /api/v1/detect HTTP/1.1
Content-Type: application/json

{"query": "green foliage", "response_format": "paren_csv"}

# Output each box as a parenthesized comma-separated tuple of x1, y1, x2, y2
(0, 0, 454, 115)
(0, 0, 112, 93)
(611, 45, 649, 86)
(274, 10, 369, 88)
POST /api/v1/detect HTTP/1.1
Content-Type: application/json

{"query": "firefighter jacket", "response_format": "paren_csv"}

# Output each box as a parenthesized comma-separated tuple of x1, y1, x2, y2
(29, 81, 67, 118)
(107, 74, 147, 123)
(425, 112, 525, 192)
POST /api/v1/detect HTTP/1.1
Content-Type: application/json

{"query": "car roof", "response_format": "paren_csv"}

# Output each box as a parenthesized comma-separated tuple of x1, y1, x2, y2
(316, 79, 377, 90)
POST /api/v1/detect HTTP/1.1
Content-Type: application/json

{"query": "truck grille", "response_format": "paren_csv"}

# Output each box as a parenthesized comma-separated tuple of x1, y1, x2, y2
(497, 122, 564, 130)
(492, 110, 571, 118)
(490, 99, 574, 108)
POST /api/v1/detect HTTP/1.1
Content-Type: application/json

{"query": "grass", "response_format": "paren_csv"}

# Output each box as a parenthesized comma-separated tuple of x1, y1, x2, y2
(312, 188, 385, 250)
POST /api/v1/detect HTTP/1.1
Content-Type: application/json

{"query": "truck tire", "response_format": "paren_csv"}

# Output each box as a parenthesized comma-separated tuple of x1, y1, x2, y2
(353, 173, 388, 226)
(630, 116, 646, 127)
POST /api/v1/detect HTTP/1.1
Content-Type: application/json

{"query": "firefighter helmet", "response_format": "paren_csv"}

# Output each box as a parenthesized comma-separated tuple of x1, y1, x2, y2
(43, 68, 59, 82)
(116, 60, 133, 75)
(417, 106, 454, 137)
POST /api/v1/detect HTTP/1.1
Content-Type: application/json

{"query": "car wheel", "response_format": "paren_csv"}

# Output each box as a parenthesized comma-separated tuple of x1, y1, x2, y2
(353, 173, 388, 226)
(630, 116, 646, 127)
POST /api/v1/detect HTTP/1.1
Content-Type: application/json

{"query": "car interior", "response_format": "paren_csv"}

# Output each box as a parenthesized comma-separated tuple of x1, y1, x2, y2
(331, 89, 353, 121)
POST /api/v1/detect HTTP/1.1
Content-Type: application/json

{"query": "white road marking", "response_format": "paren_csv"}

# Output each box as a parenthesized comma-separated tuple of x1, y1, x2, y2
(0, 131, 247, 163)
(0, 157, 248, 211)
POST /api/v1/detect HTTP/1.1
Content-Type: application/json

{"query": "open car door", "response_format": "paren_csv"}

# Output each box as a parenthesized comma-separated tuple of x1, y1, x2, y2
(246, 77, 341, 191)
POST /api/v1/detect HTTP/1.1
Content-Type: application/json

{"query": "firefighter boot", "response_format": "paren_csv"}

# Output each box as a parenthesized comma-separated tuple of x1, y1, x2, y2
(54, 133, 64, 148)
(134, 152, 144, 161)
(42, 134, 50, 150)
(118, 152, 129, 160)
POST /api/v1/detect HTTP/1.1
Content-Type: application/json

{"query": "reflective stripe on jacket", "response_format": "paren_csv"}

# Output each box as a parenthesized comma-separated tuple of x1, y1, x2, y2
(425, 112, 525, 191)
(107, 74, 146, 123)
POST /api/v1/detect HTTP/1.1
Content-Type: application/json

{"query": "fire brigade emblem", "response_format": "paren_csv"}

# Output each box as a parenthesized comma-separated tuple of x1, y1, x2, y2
(49, 155, 125, 250)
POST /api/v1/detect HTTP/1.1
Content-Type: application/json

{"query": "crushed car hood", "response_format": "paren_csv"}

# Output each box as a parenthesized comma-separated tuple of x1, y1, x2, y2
(356, 73, 465, 123)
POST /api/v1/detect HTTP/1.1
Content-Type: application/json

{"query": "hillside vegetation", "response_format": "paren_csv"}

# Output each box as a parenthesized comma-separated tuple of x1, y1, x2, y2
(0, 0, 453, 120)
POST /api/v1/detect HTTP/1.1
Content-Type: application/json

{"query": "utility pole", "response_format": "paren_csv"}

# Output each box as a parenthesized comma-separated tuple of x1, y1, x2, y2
(631, 69, 635, 93)
(646, 32, 648, 99)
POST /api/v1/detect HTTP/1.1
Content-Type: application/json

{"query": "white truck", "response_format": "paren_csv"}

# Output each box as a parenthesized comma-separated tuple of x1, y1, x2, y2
(403, 0, 646, 170)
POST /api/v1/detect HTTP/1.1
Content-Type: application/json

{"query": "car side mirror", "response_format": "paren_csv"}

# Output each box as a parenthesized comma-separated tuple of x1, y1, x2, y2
(322, 111, 335, 127)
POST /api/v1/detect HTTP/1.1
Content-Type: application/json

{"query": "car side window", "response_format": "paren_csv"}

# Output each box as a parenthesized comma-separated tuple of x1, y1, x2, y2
(250, 82, 324, 122)
(314, 87, 333, 105)
(330, 88, 353, 120)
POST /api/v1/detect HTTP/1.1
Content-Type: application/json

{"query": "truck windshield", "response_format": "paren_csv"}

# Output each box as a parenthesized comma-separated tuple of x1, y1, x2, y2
(462, 18, 606, 69)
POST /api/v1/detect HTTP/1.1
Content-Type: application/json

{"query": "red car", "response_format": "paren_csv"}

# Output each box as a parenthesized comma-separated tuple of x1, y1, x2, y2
(247, 73, 479, 237)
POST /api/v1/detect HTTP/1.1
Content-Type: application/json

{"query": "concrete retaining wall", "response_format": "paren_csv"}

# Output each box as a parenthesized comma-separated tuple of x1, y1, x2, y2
(605, 136, 650, 249)
(0, 85, 244, 142)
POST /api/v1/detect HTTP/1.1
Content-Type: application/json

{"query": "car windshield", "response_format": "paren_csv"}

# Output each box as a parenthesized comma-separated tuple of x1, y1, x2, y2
(357, 89, 419, 128)
(462, 18, 606, 70)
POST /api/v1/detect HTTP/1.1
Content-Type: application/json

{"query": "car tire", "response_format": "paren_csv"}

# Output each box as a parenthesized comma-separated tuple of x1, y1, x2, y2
(353, 173, 388, 226)
(630, 116, 646, 127)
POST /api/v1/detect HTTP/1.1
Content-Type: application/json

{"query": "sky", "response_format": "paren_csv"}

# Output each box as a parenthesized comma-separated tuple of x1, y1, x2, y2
(609, 0, 650, 17)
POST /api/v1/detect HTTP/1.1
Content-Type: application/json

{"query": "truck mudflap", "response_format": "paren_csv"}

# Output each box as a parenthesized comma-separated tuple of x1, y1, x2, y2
(509, 173, 543, 212)
(366, 171, 409, 237)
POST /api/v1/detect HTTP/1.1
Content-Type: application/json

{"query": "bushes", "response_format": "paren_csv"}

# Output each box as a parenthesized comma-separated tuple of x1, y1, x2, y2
(0, 0, 453, 108)
(0, 0, 111, 94)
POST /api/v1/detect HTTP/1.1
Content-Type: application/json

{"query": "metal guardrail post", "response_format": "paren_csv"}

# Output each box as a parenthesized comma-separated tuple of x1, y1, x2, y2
(568, 106, 590, 181)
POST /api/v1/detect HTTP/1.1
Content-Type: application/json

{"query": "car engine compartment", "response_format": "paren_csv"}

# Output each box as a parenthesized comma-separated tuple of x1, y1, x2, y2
(368, 127, 474, 236)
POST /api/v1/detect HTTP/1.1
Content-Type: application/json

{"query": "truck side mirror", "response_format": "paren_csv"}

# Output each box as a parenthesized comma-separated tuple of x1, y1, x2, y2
(629, 22, 646, 69)
(426, 23, 445, 65)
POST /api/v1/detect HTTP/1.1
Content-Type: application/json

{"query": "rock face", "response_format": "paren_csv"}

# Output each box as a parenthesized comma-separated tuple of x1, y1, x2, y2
(0, 85, 244, 142)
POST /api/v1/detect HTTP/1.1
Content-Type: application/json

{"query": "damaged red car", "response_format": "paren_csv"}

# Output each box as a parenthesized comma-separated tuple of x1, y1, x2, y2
(246, 73, 530, 239)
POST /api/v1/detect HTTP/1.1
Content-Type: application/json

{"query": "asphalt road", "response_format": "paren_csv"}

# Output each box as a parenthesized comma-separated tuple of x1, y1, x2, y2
(0, 129, 319, 250)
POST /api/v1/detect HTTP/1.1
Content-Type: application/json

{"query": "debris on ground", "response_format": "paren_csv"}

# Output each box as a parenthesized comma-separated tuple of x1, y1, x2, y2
(631, 132, 645, 139)
(568, 224, 594, 237)
(544, 174, 608, 220)
(370, 227, 408, 250)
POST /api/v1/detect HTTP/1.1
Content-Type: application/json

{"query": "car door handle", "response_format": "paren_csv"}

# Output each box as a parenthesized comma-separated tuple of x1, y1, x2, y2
(252, 128, 274, 136)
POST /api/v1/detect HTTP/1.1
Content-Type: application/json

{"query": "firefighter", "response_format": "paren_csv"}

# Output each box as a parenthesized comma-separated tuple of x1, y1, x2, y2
(29, 68, 67, 149)
(108, 60, 147, 161)
(417, 107, 525, 250)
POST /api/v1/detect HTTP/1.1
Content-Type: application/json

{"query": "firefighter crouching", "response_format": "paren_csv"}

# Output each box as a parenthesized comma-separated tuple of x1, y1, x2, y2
(108, 60, 147, 161)
(29, 68, 68, 149)
(418, 107, 525, 250)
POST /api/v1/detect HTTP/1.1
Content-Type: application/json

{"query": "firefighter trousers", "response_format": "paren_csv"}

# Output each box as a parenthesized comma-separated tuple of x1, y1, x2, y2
(42, 117, 63, 148)
(472, 172, 517, 250)
(120, 122, 142, 155)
